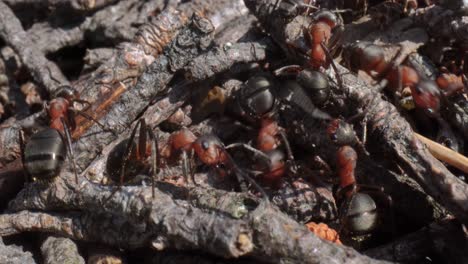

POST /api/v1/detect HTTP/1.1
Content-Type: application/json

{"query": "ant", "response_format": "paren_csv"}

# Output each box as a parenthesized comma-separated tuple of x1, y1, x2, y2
(436, 71, 466, 96)
(106, 118, 158, 198)
(278, 9, 344, 88)
(162, 128, 269, 200)
(228, 74, 299, 187)
(343, 41, 441, 115)
(20, 85, 111, 184)
(343, 41, 461, 150)
(326, 119, 394, 241)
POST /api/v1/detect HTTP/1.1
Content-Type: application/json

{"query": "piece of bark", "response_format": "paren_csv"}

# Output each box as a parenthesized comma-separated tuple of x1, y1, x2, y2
(41, 236, 85, 264)
(244, 0, 468, 225)
(0, 0, 255, 171)
(71, 14, 213, 172)
(3, 174, 390, 264)
(0, 237, 35, 264)
(3, 0, 119, 13)
(88, 247, 124, 264)
(83, 48, 115, 72)
(185, 42, 269, 82)
(365, 218, 468, 263)
(0, 1, 67, 94)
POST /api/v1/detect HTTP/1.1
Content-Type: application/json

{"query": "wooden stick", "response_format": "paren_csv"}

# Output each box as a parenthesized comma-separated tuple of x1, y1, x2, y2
(415, 133, 468, 174)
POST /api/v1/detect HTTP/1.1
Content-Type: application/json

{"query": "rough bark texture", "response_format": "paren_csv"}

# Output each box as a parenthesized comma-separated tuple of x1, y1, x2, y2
(41, 236, 85, 264)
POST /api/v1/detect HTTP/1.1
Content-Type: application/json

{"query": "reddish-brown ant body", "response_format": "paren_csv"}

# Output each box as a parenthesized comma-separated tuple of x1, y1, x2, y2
(344, 41, 442, 115)
(232, 75, 297, 187)
(21, 86, 109, 184)
(162, 128, 268, 199)
(326, 119, 393, 238)
(307, 10, 341, 69)
(344, 41, 463, 150)
(436, 72, 466, 96)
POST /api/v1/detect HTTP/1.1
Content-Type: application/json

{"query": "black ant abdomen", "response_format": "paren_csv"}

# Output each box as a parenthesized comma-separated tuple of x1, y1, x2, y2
(23, 128, 67, 182)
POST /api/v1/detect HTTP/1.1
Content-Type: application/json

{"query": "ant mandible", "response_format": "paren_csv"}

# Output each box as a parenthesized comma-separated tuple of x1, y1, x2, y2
(20, 86, 111, 184)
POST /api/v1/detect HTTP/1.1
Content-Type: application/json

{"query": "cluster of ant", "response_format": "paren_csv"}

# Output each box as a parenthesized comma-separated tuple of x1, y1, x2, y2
(19, 0, 466, 250)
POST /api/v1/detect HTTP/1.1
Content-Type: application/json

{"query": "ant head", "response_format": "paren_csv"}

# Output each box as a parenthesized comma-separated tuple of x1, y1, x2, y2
(327, 119, 356, 146)
(341, 192, 378, 235)
(54, 85, 79, 102)
(193, 134, 226, 165)
(239, 75, 277, 119)
(412, 79, 441, 114)
(297, 69, 330, 105)
(313, 9, 339, 28)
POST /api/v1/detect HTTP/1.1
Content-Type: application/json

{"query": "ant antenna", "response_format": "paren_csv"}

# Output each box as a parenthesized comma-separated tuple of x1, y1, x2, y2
(320, 42, 344, 92)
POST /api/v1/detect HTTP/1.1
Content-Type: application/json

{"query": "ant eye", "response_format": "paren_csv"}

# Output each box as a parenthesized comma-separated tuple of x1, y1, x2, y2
(331, 134, 338, 141)
(202, 141, 210, 150)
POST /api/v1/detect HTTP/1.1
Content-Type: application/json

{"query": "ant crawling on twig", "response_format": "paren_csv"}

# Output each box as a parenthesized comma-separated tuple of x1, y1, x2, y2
(343, 41, 461, 151)
(327, 119, 394, 249)
(20, 85, 113, 184)
(162, 127, 269, 201)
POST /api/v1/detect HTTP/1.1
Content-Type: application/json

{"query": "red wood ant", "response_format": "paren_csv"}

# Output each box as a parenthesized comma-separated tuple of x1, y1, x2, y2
(343, 41, 463, 150)
(20, 85, 111, 184)
(436, 72, 466, 96)
(326, 119, 393, 238)
(343, 41, 442, 115)
(106, 118, 158, 198)
(230, 75, 298, 187)
(162, 128, 269, 200)
(307, 10, 342, 69)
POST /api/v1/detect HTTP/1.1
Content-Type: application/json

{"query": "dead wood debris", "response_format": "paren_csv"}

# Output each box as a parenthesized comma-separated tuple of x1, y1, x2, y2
(41, 236, 85, 264)
(244, 0, 468, 225)
(1, 175, 388, 264)
(0, 0, 467, 263)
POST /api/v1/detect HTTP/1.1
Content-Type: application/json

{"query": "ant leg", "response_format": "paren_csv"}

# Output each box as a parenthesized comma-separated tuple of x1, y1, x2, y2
(74, 110, 118, 137)
(320, 43, 344, 92)
(60, 118, 79, 184)
(224, 150, 269, 203)
(147, 127, 159, 198)
(116, 119, 142, 190)
(273, 65, 303, 77)
(278, 129, 297, 173)
(225, 143, 272, 166)
(189, 149, 197, 186)
(435, 115, 460, 152)
(73, 99, 92, 112)
(335, 184, 359, 234)
(18, 129, 31, 183)
(181, 150, 191, 185)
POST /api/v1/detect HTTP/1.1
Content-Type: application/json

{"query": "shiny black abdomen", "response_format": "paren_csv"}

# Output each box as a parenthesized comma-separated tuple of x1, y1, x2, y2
(24, 128, 66, 181)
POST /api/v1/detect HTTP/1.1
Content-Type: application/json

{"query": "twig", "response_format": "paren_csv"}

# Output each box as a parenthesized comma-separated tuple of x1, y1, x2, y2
(365, 218, 468, 263)
(415, 133, 468, 173)
(41, 236, 85, 264)
(244, 0, 468, 225)
(3, 175, 391, 263)
(0, 1, 67, 94)
(0, 237, 35, 264)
